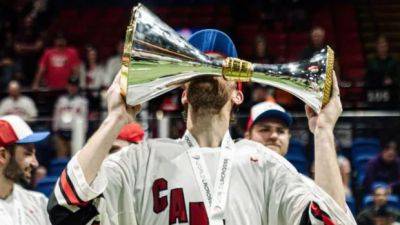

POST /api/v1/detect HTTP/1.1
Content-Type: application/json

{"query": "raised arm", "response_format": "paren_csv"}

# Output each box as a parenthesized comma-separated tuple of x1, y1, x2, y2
(305, 72, 346, 210)
(77, 71, 140, 184)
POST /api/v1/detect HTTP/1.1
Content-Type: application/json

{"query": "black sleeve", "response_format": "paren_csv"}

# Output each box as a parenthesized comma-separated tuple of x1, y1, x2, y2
(299, 202, 337, 225)
(47, 191, 100, 225)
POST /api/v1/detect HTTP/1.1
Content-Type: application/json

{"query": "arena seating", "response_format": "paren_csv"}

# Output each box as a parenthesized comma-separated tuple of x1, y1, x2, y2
(48, 158, 70, 177)
(36, 176, 59, 197)
(285, 139, 309, 176)
(351, 138, 380, 185)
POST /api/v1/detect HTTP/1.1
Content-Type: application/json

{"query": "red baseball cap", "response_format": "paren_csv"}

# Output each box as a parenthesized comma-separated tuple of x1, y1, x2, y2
(117, 123, 144, 143)
(0, 115, 50, 147)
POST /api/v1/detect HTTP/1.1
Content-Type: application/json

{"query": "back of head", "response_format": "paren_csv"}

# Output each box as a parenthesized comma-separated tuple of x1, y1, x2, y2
(185, 29, 241, 115)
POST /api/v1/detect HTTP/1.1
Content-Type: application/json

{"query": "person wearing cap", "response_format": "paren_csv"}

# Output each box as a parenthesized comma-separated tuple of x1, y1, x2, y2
(357, 183, 400, 225)
(245, 101, 293, 156)
(0, 115, 50, 225)
(364, 141, 400, 195)
(109, 122, 144, 154)
(246, 99, 350, 202)
(47, 29, 355, 225)
(52, 75, 88, 158)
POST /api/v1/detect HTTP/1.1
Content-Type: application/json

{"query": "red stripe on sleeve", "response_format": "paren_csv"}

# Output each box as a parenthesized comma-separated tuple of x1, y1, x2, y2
(60, 170, 87, 206)
(310, 202, 336, 225)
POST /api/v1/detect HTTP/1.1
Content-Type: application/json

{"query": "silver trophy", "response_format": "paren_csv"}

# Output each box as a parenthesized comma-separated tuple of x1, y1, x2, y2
(120, 4, 334, 113)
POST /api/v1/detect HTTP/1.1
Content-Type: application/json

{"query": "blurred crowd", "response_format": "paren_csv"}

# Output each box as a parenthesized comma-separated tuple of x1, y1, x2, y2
(251, 26, 400, 88)
(1, 1, 400, 224)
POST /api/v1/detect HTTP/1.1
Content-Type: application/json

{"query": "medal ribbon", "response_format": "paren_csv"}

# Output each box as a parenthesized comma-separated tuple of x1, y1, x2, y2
(183, 131, 234, 225)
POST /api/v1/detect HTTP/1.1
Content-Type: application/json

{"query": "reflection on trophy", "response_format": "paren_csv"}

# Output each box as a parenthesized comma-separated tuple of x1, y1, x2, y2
(121, 4, 334, 113)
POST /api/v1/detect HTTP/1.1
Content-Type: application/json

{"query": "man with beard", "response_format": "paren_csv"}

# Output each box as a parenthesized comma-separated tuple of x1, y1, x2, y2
(0, 115, 50, 225)
(48, 30, 356, 225)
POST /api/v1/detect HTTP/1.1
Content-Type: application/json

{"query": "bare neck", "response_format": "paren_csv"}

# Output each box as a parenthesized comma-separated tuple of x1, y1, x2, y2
(186, 107, 230, 148)
(0, 173, 14, 199)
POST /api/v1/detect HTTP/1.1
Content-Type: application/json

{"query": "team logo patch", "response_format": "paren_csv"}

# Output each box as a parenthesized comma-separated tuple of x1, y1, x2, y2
(250, 156, 259, 163)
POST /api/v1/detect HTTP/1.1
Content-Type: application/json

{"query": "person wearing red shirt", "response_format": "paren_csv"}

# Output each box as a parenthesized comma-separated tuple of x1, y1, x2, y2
(32, 33, 80, 89)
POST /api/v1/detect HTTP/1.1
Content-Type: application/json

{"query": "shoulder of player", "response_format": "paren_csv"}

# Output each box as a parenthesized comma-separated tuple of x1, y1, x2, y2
(234, 139, 278, 158)
(105, 138, 185, 162)
(234, 139, 298, 172)
(146, 138, 187, 156)
(14, 184, 48, 203)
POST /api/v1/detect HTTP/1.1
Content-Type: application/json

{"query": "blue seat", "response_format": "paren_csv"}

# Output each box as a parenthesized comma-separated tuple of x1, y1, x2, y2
(287, 139, 306, 158)
(49, 158, 70, 176)
(353, 155, 374, 173)
(346, 196, 357, 215)
(286, 155, 310, 176)
(362, 195, 400, 209)
(353, 154, 374, 186)
(286, 139, 309, 176)
(351, 138, 380, 160)
(35, 176, 58, 197)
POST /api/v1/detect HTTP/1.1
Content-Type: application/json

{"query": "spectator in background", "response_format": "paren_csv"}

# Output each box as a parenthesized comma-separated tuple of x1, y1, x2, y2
(32, 33, 80, 90)
(0, 115, 51, 225)
(52, 76, 88, 158)
(366, 35, 400, 88)
(337, 145, 353, 197)
(79, 45, 106, 90)
(253, 35, 275, 63)
(27, 0, 50, 28)
(13, 16, 44, 86)
(300, 26, 326, 60)
(0, 31, 23, 90)
(372, 207, 400, 225)
(103, 40, 123, 87)
(245, 101, 292, 156)
(364, 141, 400, 194)
(247, 100, 354, 200)
(357, 184, 400, 225)
(0, 80, 38, 120)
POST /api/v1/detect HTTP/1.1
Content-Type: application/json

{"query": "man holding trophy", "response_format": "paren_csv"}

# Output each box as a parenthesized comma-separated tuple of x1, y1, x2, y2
(47, 4, 356, 225)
